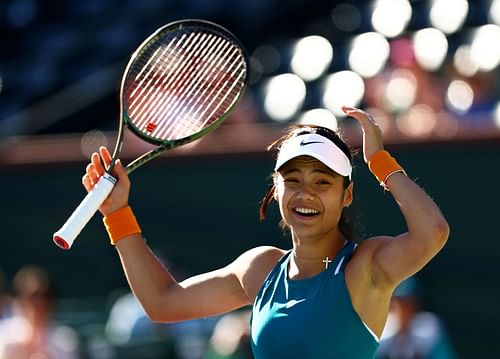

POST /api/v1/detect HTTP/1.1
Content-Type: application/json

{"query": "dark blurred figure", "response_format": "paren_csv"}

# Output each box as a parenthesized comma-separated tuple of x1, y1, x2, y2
(0, 268, 13, 319)
(0, 265, 80, 359)
(376, 277, 457, 359)
(204, 310, 252, 359)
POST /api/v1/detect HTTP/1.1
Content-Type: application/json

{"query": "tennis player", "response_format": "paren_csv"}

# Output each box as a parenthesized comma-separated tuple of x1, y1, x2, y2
(83, 106, 449, 358)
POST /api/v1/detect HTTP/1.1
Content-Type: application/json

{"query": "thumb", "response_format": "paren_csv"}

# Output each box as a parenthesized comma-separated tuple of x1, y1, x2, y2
(113, 159, 130, 185)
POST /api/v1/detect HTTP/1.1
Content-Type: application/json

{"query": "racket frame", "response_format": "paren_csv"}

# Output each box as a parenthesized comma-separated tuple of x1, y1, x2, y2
(53, 19, 248, 249)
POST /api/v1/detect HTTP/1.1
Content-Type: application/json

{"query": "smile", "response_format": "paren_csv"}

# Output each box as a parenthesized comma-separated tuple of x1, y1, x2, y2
(294, 207, 320, 216)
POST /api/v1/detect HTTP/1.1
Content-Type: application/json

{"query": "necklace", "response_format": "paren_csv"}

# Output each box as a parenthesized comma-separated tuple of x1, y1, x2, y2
(292, 240, 346, 270)
(292, 253, 334, 269)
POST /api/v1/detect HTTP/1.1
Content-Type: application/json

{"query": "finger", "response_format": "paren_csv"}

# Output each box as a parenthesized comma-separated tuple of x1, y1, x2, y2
(91, 152, 106, 175)
(85, 163, 100, 185)
(113, 159, 130, 185)
(82, 174, 93, 192)
(99, 146, 113, 169)
(342, 106, 376, 125)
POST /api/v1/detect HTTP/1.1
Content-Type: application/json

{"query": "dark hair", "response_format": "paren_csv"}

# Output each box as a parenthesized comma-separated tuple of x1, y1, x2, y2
(259, 125, 361, 243)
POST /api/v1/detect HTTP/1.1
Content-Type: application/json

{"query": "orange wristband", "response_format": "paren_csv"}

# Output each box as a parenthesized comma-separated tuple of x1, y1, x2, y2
(368, 150, 406, 189)
(103, 206, 142, 245)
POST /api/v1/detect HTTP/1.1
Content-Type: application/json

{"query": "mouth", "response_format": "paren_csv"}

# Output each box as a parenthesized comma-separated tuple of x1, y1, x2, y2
(293, 207, 320, 217)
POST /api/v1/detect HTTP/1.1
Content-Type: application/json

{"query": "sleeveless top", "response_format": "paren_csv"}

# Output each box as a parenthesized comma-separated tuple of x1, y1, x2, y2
(250, 241, 379, 358)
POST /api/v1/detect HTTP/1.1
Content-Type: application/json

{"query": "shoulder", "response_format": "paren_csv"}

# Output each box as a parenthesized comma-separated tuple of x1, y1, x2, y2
(229, 246, 287, 301)
(231, 246, 287, 276)
(238, 245, 287, 263)
(353, 236, 392, 258)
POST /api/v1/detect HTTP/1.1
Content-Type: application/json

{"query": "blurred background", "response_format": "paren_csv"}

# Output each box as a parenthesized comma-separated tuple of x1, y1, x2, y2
(1, 0, 499, 358)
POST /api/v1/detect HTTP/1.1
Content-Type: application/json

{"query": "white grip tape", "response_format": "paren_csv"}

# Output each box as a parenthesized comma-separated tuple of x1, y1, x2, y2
(53, 173, 117, 249)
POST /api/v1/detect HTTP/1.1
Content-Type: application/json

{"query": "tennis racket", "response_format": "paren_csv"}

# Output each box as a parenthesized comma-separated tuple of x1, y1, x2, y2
(53, 19, 248, 250)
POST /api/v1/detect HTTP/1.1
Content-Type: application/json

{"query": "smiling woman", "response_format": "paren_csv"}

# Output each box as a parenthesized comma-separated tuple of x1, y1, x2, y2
(259, 125, 358, 241)
(80, 105, 449, 359)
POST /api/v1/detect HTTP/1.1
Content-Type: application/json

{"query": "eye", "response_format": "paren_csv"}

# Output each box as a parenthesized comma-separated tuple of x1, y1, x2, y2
(317, 179, 331, 185)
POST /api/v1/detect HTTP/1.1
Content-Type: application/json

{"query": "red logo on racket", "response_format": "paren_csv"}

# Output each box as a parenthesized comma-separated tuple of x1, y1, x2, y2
(146, 122, 157, 133)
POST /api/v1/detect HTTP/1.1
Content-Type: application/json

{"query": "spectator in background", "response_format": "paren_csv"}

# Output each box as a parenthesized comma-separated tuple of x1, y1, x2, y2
(376, 277, 457, 359)
(0, 268, 13, 319)
(0, 265, 80, 359)
(204, 310, 253, 359)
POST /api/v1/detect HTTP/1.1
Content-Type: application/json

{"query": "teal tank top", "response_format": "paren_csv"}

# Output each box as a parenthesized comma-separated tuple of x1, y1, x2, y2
(250, 241, 379, 358)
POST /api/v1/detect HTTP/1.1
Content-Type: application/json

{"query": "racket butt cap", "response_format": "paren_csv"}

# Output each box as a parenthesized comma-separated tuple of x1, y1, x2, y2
(53, 235, 70, 250)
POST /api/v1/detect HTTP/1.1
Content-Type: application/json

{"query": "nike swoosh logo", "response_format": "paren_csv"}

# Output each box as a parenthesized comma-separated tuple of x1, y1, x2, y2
(285, 299, 307, 308)
(300, 140, 324, 146)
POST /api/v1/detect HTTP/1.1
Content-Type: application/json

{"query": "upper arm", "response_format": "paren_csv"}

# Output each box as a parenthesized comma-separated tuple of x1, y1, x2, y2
(152, 246, 284, 322)
(361, 230, 448, 290)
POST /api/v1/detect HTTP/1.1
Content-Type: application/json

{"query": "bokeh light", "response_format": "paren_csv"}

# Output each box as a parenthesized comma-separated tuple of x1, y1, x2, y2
(470, 24, 500, 72)
(291, 35, 333, 82)
(348, 32, 390, 78)
(453, 44, 478, 77)
(6, 0, 37, 28)
(413, 28, 448, 71)
(396, 104, 438, 137)
(331, 3, 362, 32)
(297, 108, 338, 131)
(322, 71, 365, 117)
(429, 0, 468, 34)
(263, 73, 306, 122)
(446, 80, 474, 114)
(384, 69, 417, 112)
(490, 0, 500, 25)
(252, 44, 282, 75)
(494, 102, 500, 128)
(371, 0, 412, 38)
(80, 129, 108, 158)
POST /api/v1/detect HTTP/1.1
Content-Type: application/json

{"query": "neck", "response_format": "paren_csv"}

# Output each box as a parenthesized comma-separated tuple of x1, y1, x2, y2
(289, 237, 346, 279)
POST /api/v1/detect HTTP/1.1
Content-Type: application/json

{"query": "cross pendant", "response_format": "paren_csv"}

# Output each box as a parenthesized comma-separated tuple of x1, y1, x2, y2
(323, 256, 332, 269)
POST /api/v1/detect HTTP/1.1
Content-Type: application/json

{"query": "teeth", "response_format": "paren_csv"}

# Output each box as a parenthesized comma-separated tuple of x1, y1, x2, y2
(295, 207, 319, 215)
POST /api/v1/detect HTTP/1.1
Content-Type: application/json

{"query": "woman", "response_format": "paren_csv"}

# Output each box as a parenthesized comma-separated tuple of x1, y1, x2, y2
(83, 106, 449, 358)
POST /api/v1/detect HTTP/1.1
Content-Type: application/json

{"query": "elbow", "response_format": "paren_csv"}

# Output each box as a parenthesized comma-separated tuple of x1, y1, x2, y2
(144, 307, 174, 324)
(429, 216, 450, 250)
(144, 308, 163, 323)
(140, 301, 174, 324)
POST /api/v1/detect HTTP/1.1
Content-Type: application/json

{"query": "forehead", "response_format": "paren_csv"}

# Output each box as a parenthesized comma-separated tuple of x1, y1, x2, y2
(278, 156, 336, 175)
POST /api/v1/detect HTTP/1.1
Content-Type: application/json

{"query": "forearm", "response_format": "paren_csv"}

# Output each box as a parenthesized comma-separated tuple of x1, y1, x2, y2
(386, 172, 449, 246)
(114, 235, 178, 320)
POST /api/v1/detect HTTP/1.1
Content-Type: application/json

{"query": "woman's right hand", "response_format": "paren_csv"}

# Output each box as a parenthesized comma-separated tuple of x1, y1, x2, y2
(82, 146, 131, 216)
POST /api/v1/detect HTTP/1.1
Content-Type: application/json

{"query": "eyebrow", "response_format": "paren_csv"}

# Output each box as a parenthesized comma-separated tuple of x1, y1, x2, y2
(281, 167, 337, 177)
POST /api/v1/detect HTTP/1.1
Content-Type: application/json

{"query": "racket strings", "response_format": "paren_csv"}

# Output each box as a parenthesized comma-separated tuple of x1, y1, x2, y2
(140, 32, 240, 138)
(175, 49, 245, 139)
(151, 33, 230, 137)
(161, 36, 245, 139)
(128, 32, 205, 126)
(125, 28, 246, 141)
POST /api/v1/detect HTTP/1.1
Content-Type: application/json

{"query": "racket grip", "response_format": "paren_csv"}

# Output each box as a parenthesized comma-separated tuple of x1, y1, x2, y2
(53, 173, 117, 250)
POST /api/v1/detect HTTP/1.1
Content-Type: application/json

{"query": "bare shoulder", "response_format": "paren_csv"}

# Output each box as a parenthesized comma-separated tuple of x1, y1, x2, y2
(229, 246, 286, 301)
(353, 236, 392, 258)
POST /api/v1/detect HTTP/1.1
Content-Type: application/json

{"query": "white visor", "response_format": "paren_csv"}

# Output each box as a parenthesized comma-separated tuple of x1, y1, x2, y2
(275, 133, 352, 179)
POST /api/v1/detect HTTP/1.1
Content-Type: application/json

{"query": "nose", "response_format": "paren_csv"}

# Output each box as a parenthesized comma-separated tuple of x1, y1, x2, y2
(296, 184, 316, 200)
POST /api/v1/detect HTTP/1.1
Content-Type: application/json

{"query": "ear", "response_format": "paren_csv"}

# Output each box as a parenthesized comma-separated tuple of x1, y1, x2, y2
(343, 181, 354, 207)
(273, 174, 279, 201)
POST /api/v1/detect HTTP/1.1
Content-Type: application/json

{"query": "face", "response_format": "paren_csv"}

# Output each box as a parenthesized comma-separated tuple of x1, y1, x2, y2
(274, 156, 353, 242)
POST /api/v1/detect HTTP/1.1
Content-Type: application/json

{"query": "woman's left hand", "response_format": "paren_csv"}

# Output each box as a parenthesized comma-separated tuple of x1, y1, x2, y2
(342, 106, 384, 163)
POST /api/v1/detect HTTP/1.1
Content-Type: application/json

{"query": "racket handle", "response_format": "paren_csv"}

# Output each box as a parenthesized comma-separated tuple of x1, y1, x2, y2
(53, 173, 117, 250)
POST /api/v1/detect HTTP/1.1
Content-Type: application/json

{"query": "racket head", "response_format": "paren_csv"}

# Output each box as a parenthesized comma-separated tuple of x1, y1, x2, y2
(119, 19, 249, 148)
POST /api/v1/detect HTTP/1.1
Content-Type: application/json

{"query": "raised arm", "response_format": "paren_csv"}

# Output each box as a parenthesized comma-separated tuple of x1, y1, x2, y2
(343, 106, 450, 287)
(83, 147, 282, 323)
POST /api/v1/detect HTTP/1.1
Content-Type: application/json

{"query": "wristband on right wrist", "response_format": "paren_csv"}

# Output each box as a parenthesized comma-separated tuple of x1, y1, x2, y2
(103, 206, 142, 245)
(368, 150, 406, 189)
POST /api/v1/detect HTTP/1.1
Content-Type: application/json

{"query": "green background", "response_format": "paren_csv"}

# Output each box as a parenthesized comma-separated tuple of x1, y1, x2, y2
(1, 139, 499, 358)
